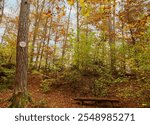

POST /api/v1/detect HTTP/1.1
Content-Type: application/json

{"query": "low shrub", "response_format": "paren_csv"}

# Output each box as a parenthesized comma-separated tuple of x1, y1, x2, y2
(0, 65, 15, 90)
(40, 79, 55, 93)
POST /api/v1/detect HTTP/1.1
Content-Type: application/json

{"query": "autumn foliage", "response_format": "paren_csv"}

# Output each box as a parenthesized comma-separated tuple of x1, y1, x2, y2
(0, 0, 150, 107)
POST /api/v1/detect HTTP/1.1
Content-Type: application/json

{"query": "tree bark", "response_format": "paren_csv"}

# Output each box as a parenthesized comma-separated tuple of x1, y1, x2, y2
(30, 0, 46, 68)
(61, 6, 72, 67)
(34, 40, 42, 69)
(53, 32, 58, 65)
(0, 0, 4, 23)
(108, 0, 116, 74)
(76, 0, 80, 68)
(10, 0, 30, 108)
(45, 4, 55, 70)
(121, 0, 126, 73)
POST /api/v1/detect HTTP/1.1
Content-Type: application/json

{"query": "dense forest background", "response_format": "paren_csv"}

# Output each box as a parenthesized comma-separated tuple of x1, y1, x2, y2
(0, 0, 150, 107)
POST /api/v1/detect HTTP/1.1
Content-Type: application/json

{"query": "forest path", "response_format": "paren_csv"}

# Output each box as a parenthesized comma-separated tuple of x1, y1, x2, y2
(28, 74, 97, 108)
(0, 74, 96, 108)
(0, 74, 143, 108)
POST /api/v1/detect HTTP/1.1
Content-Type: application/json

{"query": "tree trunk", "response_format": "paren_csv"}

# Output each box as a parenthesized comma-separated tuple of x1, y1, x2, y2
(37, 15, 49, 71)
(0, 0, 4, 23)
(121, 0, 126, 73)
(34, 41, 42, 69)
(37, 42, 45, 71)
(45, 24, 52, 70)
(45, 5, 54, 70)
(76, 0, 80, 68)
(108, 0, 116, 74)
(61, 6, 72, 67)
(121, 21, 126, 73)
(10, 0, 30, 108)
(53, 32, 58, 65)
(30, 0, 46, 68)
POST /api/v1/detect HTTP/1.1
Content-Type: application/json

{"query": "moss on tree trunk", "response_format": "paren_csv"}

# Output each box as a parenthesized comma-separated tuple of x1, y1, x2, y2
(9, 92, 31, 108)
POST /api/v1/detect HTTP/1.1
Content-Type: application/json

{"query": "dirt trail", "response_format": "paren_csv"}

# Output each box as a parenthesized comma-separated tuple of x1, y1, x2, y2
(0, 74, 97, 108)
(0, 74, 144, 108)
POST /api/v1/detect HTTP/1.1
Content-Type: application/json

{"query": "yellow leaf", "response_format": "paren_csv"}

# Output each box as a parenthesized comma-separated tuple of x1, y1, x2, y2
(79, 0, 85, 6)
(67, 0, 74, 5)
(81, 8, 90, 17)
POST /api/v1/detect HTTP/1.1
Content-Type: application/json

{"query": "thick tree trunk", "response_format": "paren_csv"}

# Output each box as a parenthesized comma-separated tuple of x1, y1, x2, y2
(10, 0, 30, 108)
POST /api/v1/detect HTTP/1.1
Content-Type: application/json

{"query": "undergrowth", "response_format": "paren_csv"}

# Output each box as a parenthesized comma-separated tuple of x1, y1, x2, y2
(0, 64, 15, 90)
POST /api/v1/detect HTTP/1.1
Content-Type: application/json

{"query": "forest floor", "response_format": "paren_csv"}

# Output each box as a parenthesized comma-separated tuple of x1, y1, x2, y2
(0, 72, 149, 108)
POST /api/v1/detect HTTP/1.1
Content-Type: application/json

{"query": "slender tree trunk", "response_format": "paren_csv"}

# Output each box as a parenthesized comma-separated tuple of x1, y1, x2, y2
(34, 41, 42, 69)
(30, 0, 46, 68)
(0, 0, 4, 23)
(77, 0, 80, 43)
(10, 0, 30, 108)
(53, 32, 58, 65)
(33, 9, 50, 70)
(45, 6, 54, 70)
(121, 21, 126, 73)
(37, 42, 45, 71)
(45, 22, 52, 70)
(61, 6, 72, 67)
(108, 0, 116, 74)
(121, 0, 126, 73)
(76, 0, 80, 68)
(126, 0, 139, 68)
(37, 17, 49, 71)
(30, 0, 40, 66)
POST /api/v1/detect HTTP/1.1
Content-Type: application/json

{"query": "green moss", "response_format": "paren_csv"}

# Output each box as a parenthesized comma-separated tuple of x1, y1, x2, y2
(9, 92, 32, 108)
